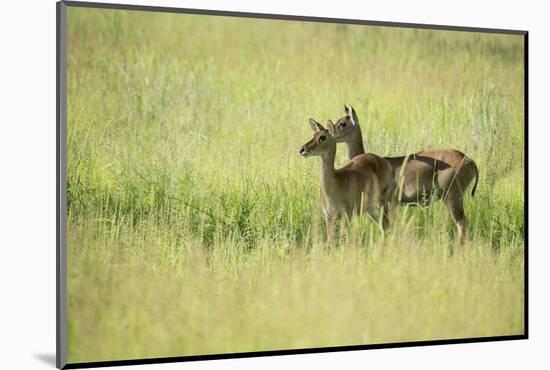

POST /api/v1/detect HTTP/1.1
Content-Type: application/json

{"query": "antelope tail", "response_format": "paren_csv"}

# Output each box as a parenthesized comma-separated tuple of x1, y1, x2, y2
(471, 161, 479, 197)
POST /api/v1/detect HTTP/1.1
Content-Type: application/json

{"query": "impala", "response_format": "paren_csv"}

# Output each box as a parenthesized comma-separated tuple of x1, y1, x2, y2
(299, 119, 396, 237)
(330, 105, 479, 245)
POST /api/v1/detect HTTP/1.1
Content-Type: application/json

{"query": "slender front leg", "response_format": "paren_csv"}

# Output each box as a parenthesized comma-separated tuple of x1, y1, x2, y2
(381, 204, 391, 232)
(379, 183, 396, 233)
(323, 211, 338, 241)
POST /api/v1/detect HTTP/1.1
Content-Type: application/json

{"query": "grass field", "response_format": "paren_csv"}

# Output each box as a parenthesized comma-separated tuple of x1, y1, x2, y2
(66, 8, 525, 363)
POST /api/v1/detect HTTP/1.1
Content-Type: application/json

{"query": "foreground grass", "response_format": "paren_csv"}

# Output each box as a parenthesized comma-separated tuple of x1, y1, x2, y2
(66, 8, 525, 363)
(68, 215, 523, 362)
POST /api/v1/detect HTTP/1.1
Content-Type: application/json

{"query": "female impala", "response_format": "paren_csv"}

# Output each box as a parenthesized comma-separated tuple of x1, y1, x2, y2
(299, 119, 395, 237)
(330, 105, 479, 245)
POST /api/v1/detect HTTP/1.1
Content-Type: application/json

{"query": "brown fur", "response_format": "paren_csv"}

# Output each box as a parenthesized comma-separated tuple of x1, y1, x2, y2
(300, 119, 395, 237)
(331, 106, 479, 245)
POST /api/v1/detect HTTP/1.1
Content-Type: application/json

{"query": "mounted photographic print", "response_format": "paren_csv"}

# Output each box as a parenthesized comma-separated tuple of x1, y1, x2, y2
(57, 1, 527, 368)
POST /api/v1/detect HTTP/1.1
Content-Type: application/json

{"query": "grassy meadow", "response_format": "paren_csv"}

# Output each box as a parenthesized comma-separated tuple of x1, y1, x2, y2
(66, 8, 525, 363)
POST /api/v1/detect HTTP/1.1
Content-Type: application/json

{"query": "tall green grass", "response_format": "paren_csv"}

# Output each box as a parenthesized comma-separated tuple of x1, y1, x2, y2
(66, 8, 524, 363)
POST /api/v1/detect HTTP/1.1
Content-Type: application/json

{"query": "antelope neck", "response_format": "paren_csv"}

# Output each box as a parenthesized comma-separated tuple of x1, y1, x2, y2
(319, 145, 337, 179)
(346, 127, 365, 159)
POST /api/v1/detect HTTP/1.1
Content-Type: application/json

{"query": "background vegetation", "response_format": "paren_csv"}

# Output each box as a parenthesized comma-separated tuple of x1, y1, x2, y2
(66, 8, 525, 363)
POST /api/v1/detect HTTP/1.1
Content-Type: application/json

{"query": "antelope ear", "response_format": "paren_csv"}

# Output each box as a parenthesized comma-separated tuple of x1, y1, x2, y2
(349, 106, 359, 126)
(344, 105, 350, 115)
(327, 120, 336, 133)
(309, 118, 324, 132)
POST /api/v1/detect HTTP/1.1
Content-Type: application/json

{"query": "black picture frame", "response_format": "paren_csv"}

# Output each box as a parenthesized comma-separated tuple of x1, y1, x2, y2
(57, 1, 528, 368)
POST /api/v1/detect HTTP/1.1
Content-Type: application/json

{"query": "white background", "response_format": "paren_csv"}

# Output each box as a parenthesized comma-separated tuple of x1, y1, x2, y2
(0, 0, 547, 369)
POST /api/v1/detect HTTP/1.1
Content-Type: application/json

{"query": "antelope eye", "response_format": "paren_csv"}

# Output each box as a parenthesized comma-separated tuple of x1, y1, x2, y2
(320, 135, 326, 141)
(341, 122, 347, 127)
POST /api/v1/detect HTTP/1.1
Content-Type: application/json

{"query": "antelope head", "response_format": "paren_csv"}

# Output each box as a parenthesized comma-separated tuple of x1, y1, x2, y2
(299, 119, 336, 158)
(331, 105, 361, 143)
